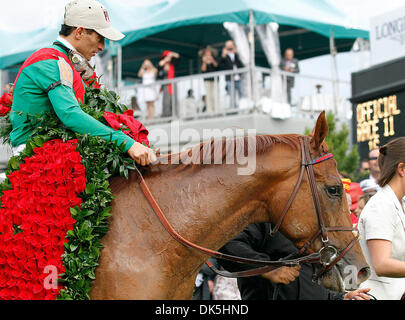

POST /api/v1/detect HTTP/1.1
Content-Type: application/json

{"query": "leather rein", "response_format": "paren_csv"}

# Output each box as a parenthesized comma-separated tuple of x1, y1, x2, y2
(133, 136, 360, 280)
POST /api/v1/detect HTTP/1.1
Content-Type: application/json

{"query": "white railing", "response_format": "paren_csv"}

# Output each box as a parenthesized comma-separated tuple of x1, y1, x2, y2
(117, 67, 254, 124)
(254, 66, 352, 120)
(116, 66, 352, 124)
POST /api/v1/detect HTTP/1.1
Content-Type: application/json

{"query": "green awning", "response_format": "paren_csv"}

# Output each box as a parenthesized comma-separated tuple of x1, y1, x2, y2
(120, 0, 368, 47)
(0, 0, 368, 75)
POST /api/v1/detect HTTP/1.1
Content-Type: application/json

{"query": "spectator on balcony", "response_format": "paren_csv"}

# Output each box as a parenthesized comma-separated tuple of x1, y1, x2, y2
(138, 59, 158, 121)
(200, 46, 219, 113)
(158, 50, 180, 118)
(280, 48, 300, 105)
(219, 40, 244, 109)
(180, 89, 200, 117)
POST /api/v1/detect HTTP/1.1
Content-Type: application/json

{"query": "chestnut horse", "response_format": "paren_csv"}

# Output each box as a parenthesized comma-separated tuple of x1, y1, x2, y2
(90, 112, 370, 299)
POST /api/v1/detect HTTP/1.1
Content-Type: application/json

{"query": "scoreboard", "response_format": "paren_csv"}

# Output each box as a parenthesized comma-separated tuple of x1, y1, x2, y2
(356, 93, 403, 150)
(351, 56, 405, 161)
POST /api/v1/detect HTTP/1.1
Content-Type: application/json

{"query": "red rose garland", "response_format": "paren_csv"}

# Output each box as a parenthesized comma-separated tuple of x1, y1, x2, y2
(0, 139, 86, 300)
(103, 110, 150, 147)
(0, 83, 155, 299)
(84, 72, 101, 90)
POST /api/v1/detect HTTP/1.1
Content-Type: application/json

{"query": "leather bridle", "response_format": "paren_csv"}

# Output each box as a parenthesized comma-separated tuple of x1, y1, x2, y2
(134, 136, 360, 281)
(274, 136, 360, 281)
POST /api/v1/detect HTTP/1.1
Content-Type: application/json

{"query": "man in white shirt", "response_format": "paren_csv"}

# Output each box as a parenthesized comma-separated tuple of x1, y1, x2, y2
(360, 148, 381, 193)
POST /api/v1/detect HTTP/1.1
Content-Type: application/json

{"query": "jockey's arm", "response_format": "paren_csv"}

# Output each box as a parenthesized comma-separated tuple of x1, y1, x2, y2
(48, 85, 156, 165)
(49, 84, 134, 151)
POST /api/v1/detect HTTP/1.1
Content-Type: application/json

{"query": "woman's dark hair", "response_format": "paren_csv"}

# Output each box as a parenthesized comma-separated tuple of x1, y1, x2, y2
(377, 137, 405, 187)
(59, 24, 95, 36)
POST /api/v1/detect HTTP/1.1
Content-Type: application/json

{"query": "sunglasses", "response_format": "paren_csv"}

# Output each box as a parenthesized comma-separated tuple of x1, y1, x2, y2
(368, 156, 378, 160)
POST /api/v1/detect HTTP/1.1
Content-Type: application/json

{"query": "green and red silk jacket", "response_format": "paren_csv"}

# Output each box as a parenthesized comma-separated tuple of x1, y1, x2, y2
(9, 41, 135, 152)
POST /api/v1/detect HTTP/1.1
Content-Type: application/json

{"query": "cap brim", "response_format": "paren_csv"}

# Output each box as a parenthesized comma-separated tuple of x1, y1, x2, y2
(95, 26, 125, 41)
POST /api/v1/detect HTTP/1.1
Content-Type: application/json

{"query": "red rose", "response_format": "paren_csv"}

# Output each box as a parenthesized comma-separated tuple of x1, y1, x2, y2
(0, 92, 12, 117)
(0, 139, 86, 300)
(103, 110, 150, 147)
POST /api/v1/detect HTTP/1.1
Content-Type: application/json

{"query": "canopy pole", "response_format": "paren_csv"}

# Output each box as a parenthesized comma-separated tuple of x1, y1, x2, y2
(117, 43, 123, 89)
(249, 10, 257, 110)
(329, 30, 339, 116)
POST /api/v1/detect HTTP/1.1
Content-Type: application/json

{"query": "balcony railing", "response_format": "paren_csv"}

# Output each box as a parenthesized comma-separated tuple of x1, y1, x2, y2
(116, 66, 352, 124)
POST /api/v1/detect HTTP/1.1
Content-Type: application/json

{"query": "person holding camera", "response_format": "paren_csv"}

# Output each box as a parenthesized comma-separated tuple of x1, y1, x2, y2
(200, 46, 219, 113)
(138, 59, 158, 120)
(157, 50, 180, 117)
(218, 40, 244, 109)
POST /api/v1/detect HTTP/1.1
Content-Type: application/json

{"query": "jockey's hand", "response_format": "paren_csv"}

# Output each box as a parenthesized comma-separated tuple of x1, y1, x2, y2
(262, 265, 300, 285)
(127, 142, 157, 166)
(208, 280, 214, 294)
(344, 287, 372, 300)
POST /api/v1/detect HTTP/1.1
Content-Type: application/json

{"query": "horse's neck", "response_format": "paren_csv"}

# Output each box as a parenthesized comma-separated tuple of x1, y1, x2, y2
(102, 140, 300, 298)
(143, 158, 271, 252)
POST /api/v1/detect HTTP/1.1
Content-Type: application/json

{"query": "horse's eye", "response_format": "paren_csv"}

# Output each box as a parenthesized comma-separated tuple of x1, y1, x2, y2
(326, 185, 342, 197)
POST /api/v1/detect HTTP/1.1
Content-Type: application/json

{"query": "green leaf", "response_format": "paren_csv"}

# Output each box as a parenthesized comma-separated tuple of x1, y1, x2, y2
(85, 183, 96, 195)
(70, 206, 79, 217)
(66, 230, 76, 238)
(8, 156, 20, 170)
(82, 209, 95, 218)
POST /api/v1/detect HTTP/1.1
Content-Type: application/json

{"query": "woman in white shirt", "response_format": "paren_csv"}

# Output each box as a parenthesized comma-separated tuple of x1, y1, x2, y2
(359, 137, 405, 299)
(138, 59, 158, 120)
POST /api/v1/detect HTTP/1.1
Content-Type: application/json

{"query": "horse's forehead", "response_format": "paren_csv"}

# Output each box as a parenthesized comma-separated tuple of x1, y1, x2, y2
(314, 160, 341, 184)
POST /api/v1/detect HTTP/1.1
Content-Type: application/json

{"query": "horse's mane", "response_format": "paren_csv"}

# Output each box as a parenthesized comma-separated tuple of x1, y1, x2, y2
(156, 133, 301, 167)
(110, 134, 301, 192)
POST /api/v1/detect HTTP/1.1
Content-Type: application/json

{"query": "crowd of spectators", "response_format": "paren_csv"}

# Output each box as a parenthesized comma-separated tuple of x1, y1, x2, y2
(132, 42, 299, 120)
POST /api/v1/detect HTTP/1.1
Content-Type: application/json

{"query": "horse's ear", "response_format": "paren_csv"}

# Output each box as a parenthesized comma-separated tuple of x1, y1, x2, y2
(310, 111, 328, 150)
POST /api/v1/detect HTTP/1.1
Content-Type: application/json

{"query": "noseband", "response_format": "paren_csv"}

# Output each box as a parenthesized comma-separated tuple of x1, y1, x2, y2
(134, 136, 360, 281)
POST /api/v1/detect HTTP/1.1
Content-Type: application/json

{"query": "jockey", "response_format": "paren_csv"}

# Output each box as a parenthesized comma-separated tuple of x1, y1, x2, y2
(9, 0, 156, 166)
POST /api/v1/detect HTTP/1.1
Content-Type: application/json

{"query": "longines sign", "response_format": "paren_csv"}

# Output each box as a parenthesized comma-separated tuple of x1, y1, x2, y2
(370, 7, 405, 65)
(355, 93, 404, 158)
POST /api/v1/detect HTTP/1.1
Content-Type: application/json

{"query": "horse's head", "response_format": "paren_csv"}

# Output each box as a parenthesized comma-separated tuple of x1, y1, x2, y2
(261, 111, 370, 292)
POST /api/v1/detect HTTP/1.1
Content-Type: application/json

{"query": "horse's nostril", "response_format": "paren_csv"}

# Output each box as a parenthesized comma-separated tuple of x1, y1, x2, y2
(358, 266, 370, 282)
